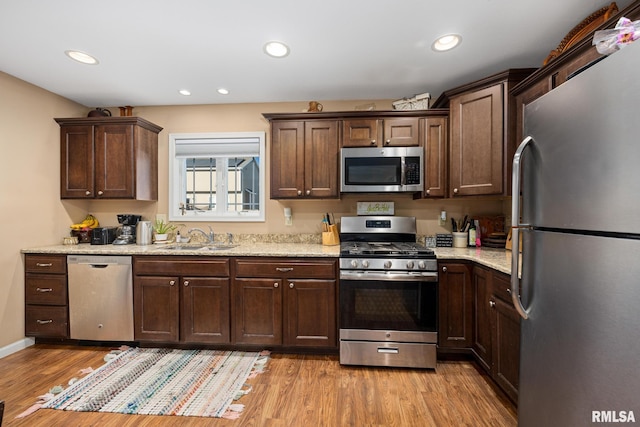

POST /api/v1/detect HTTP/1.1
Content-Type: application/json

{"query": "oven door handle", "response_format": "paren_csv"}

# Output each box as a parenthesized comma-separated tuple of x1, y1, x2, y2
(340, 271, 438, 282)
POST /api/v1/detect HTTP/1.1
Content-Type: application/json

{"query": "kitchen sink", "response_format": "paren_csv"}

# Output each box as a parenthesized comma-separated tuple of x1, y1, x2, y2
(156, 243, 238, 251)
(156, 244, 206, 250)
(199, 244, 238, 251)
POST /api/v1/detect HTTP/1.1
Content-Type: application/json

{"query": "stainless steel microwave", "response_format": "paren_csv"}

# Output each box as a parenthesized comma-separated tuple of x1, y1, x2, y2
(340, 146, 424, 193)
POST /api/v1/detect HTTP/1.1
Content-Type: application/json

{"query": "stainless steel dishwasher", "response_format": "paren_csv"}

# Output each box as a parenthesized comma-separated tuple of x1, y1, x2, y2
(67, 255, 134, 341)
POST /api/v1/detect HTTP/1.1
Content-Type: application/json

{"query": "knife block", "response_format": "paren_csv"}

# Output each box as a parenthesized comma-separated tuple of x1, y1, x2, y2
(322, 224, 340, 246)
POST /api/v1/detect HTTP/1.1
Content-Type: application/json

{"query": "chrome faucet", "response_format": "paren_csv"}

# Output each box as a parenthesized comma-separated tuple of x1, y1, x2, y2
(188, 226, 214, 243)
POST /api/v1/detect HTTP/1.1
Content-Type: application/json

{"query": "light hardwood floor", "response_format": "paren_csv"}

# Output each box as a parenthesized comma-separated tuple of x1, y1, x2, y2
(0, 345, 517, 426)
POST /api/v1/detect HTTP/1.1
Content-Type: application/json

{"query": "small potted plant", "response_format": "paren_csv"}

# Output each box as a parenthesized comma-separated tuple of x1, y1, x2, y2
(153, 219, 177, 242)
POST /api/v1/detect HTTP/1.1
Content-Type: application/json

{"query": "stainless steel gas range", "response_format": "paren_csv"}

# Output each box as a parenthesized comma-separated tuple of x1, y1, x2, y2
(338, 216, 438, 369)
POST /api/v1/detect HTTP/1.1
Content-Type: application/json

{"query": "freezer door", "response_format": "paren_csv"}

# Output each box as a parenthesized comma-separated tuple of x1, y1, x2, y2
(519, 230, 640, 427)
(522, 42, 640, 234)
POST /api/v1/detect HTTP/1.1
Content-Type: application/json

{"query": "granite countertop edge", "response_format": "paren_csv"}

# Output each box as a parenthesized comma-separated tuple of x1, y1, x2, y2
(22, 243, 514, 275)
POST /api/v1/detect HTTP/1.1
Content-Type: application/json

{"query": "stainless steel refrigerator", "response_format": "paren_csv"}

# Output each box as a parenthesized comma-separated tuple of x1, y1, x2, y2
(511, 41, 640, 426)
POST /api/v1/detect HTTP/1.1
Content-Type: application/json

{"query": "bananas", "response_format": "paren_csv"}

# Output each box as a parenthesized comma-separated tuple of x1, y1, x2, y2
(70, 214, 100, 230)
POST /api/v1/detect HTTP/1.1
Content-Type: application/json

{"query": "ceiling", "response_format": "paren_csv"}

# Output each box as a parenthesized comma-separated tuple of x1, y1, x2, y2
(0, 0, 632, 108)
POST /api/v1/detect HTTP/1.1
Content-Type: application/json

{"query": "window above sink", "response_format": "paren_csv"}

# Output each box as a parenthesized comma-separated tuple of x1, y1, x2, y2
(168, 132, 266, 222)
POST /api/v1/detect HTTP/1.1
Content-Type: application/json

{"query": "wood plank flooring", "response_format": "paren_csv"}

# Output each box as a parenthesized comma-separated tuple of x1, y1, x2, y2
(0, 345, 516, 426)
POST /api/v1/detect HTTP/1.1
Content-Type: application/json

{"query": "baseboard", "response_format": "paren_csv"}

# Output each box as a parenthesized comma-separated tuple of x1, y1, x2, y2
(0, 337, 35, 359)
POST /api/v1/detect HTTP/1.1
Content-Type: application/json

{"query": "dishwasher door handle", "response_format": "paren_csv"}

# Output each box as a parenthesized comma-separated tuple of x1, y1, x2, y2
(89, 264, 109, 269)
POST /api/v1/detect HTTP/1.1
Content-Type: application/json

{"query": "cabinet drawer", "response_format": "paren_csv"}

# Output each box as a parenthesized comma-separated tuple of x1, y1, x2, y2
(25, 305, 68, 337)
(134, 256, 230, 277)
(492, 271, 515, 304)
(25, 274, 67, 305)
(235, 258, 336, 279)
(25, 254, 67, 274)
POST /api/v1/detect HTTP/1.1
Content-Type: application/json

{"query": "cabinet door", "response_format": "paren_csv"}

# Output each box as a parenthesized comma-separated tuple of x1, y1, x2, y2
(233, 278, 282, 345)
(438, 262, 472, 349)
(342, 119, 381, 147)
(181, 277, 230, 344)
(383, 117, 420, 146)
(472, 266, 493, 371)
(94, 124, 135, 198)
(450, 84, 504, 196)
(304, 120, 339, 198)
(134, 275, 180, 342)
(284, 279, 336, 348)
(60, 125, 94, 198)
(423, 117, 448, 198)
(270, 121, 305, 198)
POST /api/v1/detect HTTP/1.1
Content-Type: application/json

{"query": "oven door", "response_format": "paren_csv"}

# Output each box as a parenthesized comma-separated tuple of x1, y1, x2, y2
(339, 275, 437, 333)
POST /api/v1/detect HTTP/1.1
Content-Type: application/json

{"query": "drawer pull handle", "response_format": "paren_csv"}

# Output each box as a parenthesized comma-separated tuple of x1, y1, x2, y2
(377, 347, 399, 354)
(36, 319, 53, 324)
(36, 288, 53, 292)
(276, 267, 293, 272)
(36, 263, 53, 267)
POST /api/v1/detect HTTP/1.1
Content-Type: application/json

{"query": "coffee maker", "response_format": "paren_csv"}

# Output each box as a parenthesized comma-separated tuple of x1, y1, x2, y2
(113, 214, 142, 245)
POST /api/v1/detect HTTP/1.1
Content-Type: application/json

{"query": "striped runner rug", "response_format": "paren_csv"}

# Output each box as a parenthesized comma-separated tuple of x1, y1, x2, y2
(41, 347, 269, 419)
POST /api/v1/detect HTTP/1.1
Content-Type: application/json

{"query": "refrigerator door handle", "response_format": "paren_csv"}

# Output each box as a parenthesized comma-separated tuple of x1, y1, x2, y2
(511, 136, 533, 320)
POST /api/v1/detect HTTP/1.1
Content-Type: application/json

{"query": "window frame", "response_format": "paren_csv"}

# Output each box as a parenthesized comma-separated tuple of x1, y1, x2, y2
(168, 131, 266, 222)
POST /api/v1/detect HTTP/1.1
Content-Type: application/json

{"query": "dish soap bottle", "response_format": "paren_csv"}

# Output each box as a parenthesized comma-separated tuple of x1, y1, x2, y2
(468, 220, 476, 247)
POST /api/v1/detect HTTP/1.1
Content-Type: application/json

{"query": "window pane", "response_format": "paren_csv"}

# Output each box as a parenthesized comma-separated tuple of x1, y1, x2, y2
(169, 132, 265, 222)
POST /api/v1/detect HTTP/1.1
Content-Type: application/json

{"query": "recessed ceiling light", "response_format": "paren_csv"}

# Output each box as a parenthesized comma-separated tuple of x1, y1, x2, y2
(217, 88, 229, 95)
(432, 34, 462, 52)
(179, 89, 191, 96)
(263, 41, 290, 58)
(65, 50, 99, 65)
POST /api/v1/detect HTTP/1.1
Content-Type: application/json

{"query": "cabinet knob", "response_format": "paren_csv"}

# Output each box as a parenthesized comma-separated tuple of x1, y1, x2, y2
(184, 280, 190, 287)
(506, 288, 512, 295)
(489, 300, 496, 308)
(274, 282, 279, 288)
(426, 189, 430, 195)
(169, 280, 176, 286)
(297, 190, 302, 196)
(453, 188, 459, 194)
(85, 190, 91, 196)
(289, 282, 294, 288)
(97, 190, 104, 196)
(385, 139, 391, 145)
(306, 190, 311, 195)
(370, 140, 376, 145)
(442, 266, 447, 272)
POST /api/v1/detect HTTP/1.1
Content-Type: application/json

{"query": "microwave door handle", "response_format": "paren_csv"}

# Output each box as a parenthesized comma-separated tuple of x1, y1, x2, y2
(400, 157, 406, 186)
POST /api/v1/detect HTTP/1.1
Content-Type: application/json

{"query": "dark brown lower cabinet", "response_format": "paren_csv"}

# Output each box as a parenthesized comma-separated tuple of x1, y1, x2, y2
(233, 258, 337, 349)
(472, 265, 520, 404)
(438, 262, 473, 349)
(24, 254, 69, 338)
(133, 256, 230, 344)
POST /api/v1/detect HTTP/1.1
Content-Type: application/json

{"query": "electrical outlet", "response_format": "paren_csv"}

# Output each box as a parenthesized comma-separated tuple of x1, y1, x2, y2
(438, 210, 447, 226)
(155, 213, 167, 223)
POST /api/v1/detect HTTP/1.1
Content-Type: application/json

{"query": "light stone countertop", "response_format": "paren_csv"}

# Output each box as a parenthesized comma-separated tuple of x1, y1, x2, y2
(22, 243, 514, 274)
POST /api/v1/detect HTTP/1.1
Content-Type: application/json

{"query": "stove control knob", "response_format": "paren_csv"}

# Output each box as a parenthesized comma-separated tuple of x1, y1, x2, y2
(406, 261, 415, 269)
(362, 260, 370, 268)
(384, 261, 392, 269)
(418, 261, 426, 270)
(350, 260, 358, 268)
